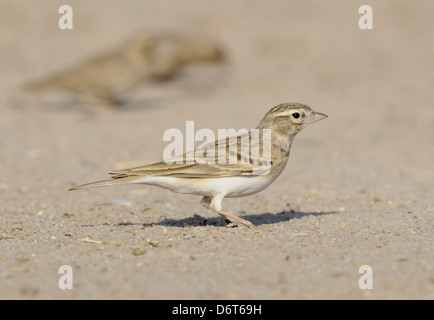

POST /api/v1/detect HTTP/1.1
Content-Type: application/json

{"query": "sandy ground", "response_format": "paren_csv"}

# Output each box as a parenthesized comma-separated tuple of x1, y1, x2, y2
(0, 0, 433, 299)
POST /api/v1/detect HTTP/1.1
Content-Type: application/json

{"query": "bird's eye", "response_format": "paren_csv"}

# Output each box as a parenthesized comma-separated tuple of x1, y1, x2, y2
(292, 112, 300, 119)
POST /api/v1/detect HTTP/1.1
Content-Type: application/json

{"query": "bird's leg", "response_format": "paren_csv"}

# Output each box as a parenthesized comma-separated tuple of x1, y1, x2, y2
(216, 210, 255, 229)
(201, 195, 256, 229)
(201, 196, 228, 225)
(200, 196, 212, 210)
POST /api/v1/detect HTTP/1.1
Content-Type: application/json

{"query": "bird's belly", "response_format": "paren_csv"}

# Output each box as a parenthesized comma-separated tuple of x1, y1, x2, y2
(220, 176, 275, 197)
(138, 175, 275, 198)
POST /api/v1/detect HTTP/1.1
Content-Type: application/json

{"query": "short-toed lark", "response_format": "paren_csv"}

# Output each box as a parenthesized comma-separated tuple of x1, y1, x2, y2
(70, 103, 327, 227)
(26, 33, 224, 105)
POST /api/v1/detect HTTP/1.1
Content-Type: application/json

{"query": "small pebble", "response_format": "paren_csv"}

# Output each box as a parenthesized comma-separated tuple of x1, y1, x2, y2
(148, 240, 159, 247)
(132, 248, 147, 256)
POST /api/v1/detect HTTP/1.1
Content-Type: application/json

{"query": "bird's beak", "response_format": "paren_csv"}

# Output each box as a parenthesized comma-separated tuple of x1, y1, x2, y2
(310, 112, 328, 124)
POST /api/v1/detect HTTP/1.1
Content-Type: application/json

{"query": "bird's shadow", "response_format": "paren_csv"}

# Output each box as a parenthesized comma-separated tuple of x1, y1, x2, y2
(155, 210, 339, 228)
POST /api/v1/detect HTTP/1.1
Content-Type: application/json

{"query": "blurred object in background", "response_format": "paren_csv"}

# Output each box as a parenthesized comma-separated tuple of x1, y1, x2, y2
(23, 32, 225, 108)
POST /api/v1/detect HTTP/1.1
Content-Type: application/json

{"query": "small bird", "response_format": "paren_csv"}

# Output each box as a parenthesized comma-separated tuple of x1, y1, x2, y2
(25, 33, 224, 106)
(70, 103, 327, 228)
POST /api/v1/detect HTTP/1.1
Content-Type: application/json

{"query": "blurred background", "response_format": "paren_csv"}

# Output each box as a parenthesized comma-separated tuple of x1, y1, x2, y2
(0, 0, 432, 299)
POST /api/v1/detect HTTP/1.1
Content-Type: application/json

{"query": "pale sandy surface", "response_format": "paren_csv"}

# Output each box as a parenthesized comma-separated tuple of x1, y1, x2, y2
(0, 0, 433, 299)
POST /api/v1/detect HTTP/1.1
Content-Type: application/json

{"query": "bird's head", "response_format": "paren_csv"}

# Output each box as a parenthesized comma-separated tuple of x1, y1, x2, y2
(257, 103, 328, 137)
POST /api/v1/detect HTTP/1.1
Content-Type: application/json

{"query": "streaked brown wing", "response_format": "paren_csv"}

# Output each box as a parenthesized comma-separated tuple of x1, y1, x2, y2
(110, 131, 271, 178)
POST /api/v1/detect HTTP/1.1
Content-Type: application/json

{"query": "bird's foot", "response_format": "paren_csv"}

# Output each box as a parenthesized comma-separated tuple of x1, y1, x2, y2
(218, 211, 256, 229)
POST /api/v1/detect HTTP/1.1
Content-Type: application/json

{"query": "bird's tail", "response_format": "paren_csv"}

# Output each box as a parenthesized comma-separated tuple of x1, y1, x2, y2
(68, 176, 140, 191)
